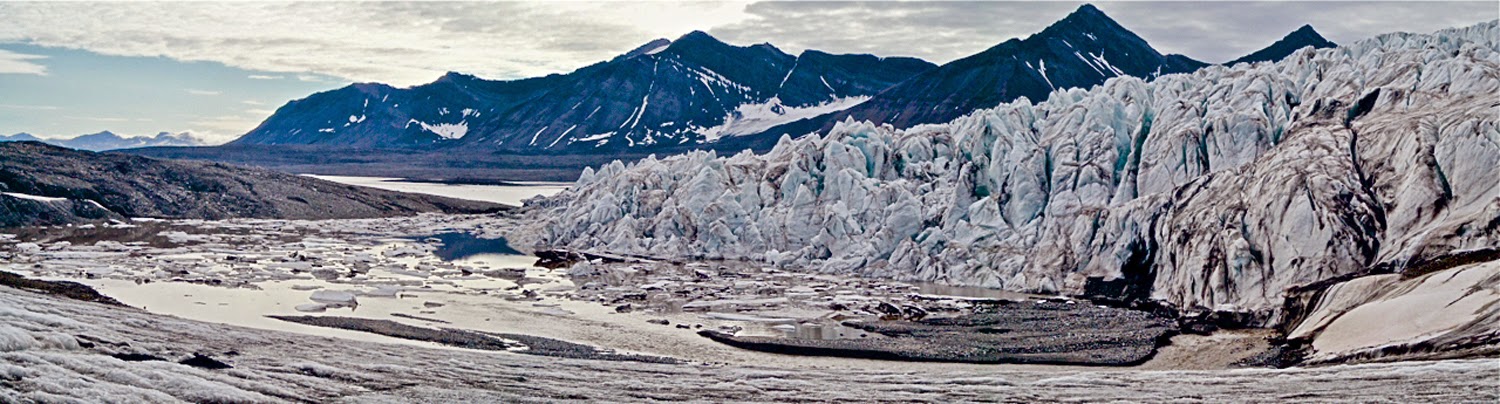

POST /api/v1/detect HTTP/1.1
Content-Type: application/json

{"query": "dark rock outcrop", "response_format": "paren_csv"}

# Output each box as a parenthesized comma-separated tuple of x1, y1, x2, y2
(0, 270, 124, 306)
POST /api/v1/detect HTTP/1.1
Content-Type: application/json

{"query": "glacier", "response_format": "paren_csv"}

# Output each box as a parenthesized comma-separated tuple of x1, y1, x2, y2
(526, 21, 1500, 326)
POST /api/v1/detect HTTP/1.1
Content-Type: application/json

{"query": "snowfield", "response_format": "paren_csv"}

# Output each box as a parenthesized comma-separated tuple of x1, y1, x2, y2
(528, 21, 1500, 326)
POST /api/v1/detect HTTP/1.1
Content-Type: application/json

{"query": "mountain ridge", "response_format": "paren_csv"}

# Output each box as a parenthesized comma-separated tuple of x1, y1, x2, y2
(174, 4, 1353, 173)
(232, 32, 936, 152)
(740, 4, 1209, 147)
(0, 131, 205, 151)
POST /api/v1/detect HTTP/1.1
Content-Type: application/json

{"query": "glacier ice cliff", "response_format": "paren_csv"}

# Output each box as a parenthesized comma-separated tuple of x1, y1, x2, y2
(526, 22, 1500, 326)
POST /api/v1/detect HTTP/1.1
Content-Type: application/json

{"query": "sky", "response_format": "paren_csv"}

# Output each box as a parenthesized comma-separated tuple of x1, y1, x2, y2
(1, 1, 1495, 144)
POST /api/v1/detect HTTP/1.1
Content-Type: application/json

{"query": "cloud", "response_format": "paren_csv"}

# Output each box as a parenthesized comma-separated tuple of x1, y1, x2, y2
(63, 115, 130, 122)
(0, 2, 751, 86)
(185, 89, 222, 96)
(1095, 1, 1500, 62)
(0, 103, 60, 110)
(186, 114, 266, 143)
(0, 2, 1492, 86)
(242, 100, 265, 106)
(247, 74, 283, 80)
(0, 48, 48, 75)
(710, 1, 1499, 64)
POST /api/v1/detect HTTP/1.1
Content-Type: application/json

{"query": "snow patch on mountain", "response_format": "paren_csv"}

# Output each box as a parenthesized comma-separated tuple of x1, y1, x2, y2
(407, 120, 468, 139)
(698, 96, 870, 142)
(1, 192, 67, 203)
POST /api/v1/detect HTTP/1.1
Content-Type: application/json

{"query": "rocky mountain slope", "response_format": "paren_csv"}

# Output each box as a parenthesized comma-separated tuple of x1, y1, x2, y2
(742, 4, 1207, 146)
(230, 32, 933, 152)
(0, 142, 502, 227)
(526, 20, 1500, 334)
(1, 131, 205, 151)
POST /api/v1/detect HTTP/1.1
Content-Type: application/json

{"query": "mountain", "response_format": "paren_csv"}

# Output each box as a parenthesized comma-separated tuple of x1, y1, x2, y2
(231, 32, 935, 152)
(739, 4, 1207, 146)
(0, 133, 42, 143)
(0, 131, 206, 151)
(0, 141, 502, 227)
(1227, 25, 1336, 66)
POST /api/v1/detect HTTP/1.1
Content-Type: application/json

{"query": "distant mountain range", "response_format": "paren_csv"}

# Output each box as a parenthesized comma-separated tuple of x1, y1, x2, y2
(0, 131, 206, 151)
(129, 3, 1337, 180)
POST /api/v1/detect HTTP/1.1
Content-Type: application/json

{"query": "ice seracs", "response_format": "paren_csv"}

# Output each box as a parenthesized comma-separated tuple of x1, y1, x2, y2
(528, 21, 1500, 326)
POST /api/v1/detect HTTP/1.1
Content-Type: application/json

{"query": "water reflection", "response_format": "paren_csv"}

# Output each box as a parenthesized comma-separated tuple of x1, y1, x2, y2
(911, 281, 1040, 300)
(423, 232, 522, 261)
(782, 322, 867, 340)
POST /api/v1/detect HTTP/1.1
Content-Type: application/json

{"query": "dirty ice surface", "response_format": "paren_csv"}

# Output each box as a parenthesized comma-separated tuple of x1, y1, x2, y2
(4, 284, 1498, 403)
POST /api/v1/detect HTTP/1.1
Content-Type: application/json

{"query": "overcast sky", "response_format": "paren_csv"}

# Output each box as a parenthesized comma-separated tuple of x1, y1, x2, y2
(1, 1, 1494, 143)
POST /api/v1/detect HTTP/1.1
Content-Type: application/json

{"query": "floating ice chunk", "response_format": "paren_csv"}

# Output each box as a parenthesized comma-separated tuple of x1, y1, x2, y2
(567, 260, 596, 276)
(363, 286, 402, 298)
(294, 303, 329, 313)
(309, 290, 358, 307)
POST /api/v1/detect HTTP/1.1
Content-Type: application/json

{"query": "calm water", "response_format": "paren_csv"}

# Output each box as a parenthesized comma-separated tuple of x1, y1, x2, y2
(423, 232, 523, 261)
(307, 175, 569, 206)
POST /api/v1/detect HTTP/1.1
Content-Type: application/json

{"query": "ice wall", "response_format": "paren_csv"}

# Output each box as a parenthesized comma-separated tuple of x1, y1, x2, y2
(528, 22, 1500, 323)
